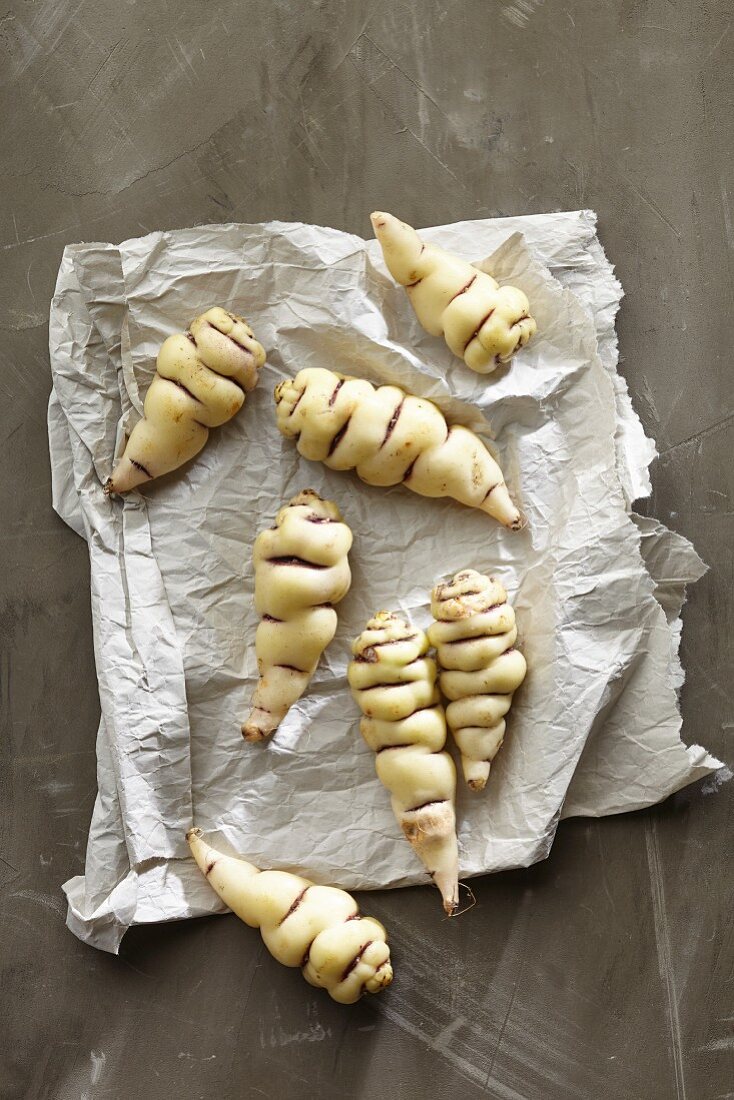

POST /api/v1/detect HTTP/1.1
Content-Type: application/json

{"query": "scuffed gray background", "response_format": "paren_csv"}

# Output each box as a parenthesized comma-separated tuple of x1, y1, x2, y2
(1, 1, 732, 1098)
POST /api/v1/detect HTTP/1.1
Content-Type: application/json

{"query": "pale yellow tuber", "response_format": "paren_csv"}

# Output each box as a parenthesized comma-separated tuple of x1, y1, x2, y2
(275, 367, 522, 530)
(242, 489, 353, 742)
(348, 612, 459, 914)
(428, 570, 527, 791)
(371, 211, 536, 374)
(187, 828, 393, 1004)
(106, 307, 266, 493)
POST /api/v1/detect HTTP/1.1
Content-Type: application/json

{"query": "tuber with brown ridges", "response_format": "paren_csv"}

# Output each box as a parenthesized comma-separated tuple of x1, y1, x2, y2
(275, 367, 523, 530)
(371, 211, 536, 374)
(348, 612, 459, 914)
(428, 570, 527, 791)
(186, 828, 393, 1004)
(106, 307, 266, 494)
(242, 489, 353, 742)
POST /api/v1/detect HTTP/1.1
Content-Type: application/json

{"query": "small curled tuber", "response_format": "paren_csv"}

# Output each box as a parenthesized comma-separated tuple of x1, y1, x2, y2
(428, 570, 527, 791)
(371, 211, 536, 374)
(106, 307, 266, 493)
(187, 827, 393, 1004)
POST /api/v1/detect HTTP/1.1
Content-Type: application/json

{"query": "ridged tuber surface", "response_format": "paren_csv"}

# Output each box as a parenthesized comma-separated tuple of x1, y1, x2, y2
(242, 489, 353, 742)
(187, 828, 393, 1004)
(106, 307, 266, 493)
(275, 366, 522, 530)
(371, 211, 536, 374)
(348, 612, 459, 914)
(428, 570, 527, 791)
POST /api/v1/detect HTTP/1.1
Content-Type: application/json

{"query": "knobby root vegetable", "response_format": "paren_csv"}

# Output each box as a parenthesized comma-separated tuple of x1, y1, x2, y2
(428, 570, 527, 791)
(242, 489, 353, 742)
(371, 211, 536, 374)
(275, 367, 523, 530)
(186, 828, 393, 1004)
(348, 612, 459, 915)
(106, 307, 266, 493)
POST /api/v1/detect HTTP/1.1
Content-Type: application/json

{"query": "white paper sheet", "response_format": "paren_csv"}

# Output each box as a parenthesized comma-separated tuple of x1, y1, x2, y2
(48, 212, 722, 952)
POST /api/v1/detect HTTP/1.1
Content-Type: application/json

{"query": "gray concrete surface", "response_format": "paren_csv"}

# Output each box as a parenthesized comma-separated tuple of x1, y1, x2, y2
(1, 1, 732, 1097)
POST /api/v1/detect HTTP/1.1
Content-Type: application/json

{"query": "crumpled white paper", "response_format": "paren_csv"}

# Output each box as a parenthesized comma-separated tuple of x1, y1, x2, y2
(48, 212, 723, 953)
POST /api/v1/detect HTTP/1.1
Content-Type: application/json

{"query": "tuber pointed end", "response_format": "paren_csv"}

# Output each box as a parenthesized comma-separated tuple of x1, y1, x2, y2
(241, 725, 267, 743)
(241, 710, 275, 743)
(103, 477, 114, 496)
(482, 482, 526, 532)
(370, 211, 403, 242)
(442, 893, 459, 918)
(370, 212, 426, 286)
(366, 961, 394, 994)
(432, 867, 459, 916)
(242, 703, 281, 743)
(186, 827, 224, 880)
(107, 455, 152, 494)
(464, 759, 490, 792)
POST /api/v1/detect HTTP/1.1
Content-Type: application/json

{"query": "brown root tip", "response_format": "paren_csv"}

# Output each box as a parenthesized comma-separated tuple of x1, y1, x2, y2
(467, 778, 487, 792)
(432, 868, 459, 917)
(372, 964, 394, 991)
(507, 511, 527, 532)
(241, 724, 268, 743)
(103, 477, 114, 496)
(185, 827, 203, 842)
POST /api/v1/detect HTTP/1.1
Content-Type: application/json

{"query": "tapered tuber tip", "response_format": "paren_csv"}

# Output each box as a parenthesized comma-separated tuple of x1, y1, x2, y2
(464, 757, 491, 792)
(443, 894, 459, 917)
(242, 706, 279, 743)
(186, 827, 203, 843)
(107, 455, 152, 494)
(241, 724, 267, 743)
(366, 962, 394, 994)
(242, 716, 273, 743)
(432, 868, 459, 916)
(482, 483, 526, 532)
(370, 212, 406, 245)
(103, 478, 114, 496)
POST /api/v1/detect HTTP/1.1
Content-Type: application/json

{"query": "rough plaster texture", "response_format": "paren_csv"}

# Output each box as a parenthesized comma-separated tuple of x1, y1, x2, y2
(1, 1, 732, 1097)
